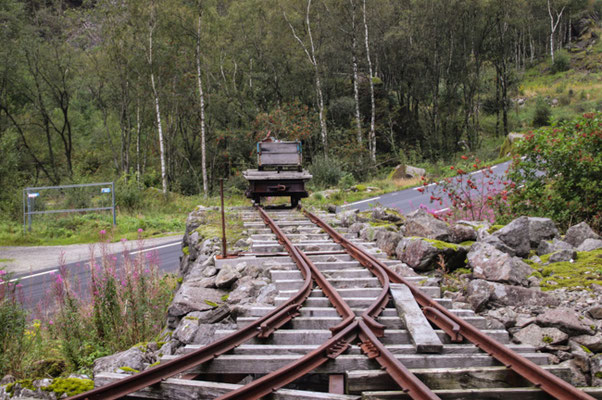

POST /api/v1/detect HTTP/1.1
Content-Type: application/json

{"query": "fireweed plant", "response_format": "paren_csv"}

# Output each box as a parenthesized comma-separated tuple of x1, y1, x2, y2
(419, 156, 511, 223)
(49, 229, 177, 371)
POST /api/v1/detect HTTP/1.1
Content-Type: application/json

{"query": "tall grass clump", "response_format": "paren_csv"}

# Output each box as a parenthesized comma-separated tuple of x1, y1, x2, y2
(50, 231, 177, 371)
(0, 272, 28, 376)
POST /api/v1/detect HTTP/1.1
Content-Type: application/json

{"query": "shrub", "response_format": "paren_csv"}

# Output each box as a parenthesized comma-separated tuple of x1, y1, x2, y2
(504, 112, 602, 230)
(533, 98, 551, 127)
(309, 156, 344, 189)
(550, 51, 570, 74)
(116, 176, 144, 211)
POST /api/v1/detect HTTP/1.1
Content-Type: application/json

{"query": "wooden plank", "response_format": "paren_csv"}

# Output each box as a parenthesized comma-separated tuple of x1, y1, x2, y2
(259, 153, 301, 166)
(260, 142, 299, 153)
(390, 283, 443, 353)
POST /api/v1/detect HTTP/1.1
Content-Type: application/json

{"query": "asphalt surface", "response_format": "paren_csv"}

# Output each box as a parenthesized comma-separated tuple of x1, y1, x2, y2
(338, 160, 512, 214)
(1, 238, 182, 313)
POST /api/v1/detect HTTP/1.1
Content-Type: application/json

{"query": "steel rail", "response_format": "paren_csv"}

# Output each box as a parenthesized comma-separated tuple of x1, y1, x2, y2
(220, 208, 440, 400)
(66, 223, 314, 400)
(357, 320, 440, 400)
(216, 208, 359, 399)
(302, 207, 595, 400)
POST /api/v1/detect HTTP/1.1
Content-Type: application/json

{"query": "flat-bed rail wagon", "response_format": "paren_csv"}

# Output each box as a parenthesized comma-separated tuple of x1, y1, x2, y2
(243, 139, 312, 207)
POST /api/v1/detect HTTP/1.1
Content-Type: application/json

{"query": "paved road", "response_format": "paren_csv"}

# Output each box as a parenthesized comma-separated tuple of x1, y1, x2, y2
(1, 238, 182, 312)
(338, 160, 512, 214)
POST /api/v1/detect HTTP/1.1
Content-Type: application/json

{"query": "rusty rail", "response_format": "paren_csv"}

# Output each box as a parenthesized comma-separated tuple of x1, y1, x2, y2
(66, 224, 315, 400)
(220, 208, 440, 400)
(302, 206, 595, 400)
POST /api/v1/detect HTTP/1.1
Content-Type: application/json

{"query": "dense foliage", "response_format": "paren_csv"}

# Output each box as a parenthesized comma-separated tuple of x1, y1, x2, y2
(1, 0, 600, 218)
(505, 112, 602, 230)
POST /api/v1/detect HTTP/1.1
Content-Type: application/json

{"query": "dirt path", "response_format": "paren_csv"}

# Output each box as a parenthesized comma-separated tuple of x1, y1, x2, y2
(0, 235, 183, 275)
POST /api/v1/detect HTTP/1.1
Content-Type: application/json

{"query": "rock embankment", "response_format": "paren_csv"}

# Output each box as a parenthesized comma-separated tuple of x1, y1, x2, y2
(345, 207, 602, 387)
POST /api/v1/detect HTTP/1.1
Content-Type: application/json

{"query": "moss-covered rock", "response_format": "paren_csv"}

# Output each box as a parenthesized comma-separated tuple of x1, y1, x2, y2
(42, 377, 94, 397)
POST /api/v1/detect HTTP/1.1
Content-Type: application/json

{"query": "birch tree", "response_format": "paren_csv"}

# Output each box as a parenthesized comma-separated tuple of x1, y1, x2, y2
(196, 4, 208, 196)
(148, 1, 168, 195)
(284, 0, 328, 155)
(349, 0, 362, 145)
(362, 0, 376, 162)
(547, 0, 565, 61)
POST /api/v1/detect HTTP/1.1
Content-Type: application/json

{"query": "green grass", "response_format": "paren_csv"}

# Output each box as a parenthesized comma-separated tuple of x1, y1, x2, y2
(0, 187, 249, 246)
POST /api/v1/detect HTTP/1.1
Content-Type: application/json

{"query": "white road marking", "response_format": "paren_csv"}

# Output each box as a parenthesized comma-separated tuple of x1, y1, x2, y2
(130, 242, 181, 255)
(341, 196, 381, 207)
(2, 268, 59, 284)
(1, 242, 181, 285)
(433, 208, 450, 214)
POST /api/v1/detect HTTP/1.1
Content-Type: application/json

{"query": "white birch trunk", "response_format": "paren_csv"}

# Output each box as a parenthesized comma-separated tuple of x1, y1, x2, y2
(284, 0, 328, 155)
(136, 96, 141, 185)
(362, 0, 376, 162)
(350, 0, 362, 145)
(548, 0, 565, 62)
(148, 6, 167, 195)
(196, 12, 208, 196)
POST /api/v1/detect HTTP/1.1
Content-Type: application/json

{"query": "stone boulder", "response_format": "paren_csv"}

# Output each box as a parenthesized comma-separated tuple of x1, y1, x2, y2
(227, 276, 270, 305)
(564, 222, 600, 247)
(577, 238, 602, 252)
(93, 346, 153, 376)
(547, 249, 577, 263)
(168, 284, 227, 318)
(527, 217, 559, 247)
(587, 305, 602, 320)
(391, 164, 426, 180)
(512, 324, 568, 349)
(572, 332, 602, 353)
(467, 242, 532, 286)
(537, 238, 574, 256)
(215, 264, 241, 289)
(404, 209, 452, 241)
(592, 354, 602, 387)
(451, 223, 477, 243)
(395, 237, 467, 272)
(466, 279, 560, 312)
(348, 222, 366, 237)
(339, 210, 359, 227)
(375, 229, 402, 256)
(491, 216, 530, 257)
(480, 235, 517, 256)
(371, 207, 405, 224)
(387, 263, 420, 277)
(535, 308, 595, 335)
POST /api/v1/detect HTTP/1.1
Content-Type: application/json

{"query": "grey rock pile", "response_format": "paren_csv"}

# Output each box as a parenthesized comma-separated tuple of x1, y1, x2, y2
(358, 207, 602, 387)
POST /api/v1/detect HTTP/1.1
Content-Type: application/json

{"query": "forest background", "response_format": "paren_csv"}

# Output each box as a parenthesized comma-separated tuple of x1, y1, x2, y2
(1, 0, 601, 230)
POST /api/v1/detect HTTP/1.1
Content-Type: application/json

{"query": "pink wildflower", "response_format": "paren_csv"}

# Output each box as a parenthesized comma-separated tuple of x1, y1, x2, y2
(100, 229, 106, 235)
(138, 228, 143, 233)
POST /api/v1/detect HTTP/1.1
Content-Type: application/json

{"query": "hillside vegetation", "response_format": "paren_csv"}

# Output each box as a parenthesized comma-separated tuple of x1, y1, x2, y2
(2, 0, 602, 243)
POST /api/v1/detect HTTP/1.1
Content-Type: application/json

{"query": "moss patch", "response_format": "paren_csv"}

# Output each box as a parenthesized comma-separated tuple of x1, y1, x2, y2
(487, 225, 505, 234)
(194, 209, 244, 248)
(42, 378, 94, 397)
(531, 249, 602, 291)
(119, 366, 140, 373)
(417, 237, 460, 251)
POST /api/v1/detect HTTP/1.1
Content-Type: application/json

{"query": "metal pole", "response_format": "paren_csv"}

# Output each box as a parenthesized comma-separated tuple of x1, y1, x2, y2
(220, 179, 227, 257)
(112, 181, 116, 226)
(23, 190, 26, 233)
(27, 196, 32, 232)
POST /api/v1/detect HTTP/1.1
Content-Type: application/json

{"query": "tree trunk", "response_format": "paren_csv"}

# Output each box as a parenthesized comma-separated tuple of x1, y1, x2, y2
(148, 4, 168, 195)
(196, 11, 208, 196)
(548, 0, 565, 61)
(362, 0, 376, 162)
(350, 0, 362, 145)
(284, 0, 328, 156)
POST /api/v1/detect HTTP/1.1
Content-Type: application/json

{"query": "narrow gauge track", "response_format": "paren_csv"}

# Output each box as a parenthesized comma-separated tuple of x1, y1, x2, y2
(71, 207, 596, 400)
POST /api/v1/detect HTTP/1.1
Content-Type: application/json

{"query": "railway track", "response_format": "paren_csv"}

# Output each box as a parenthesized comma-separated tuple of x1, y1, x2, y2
(73, 207, 598, 400)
